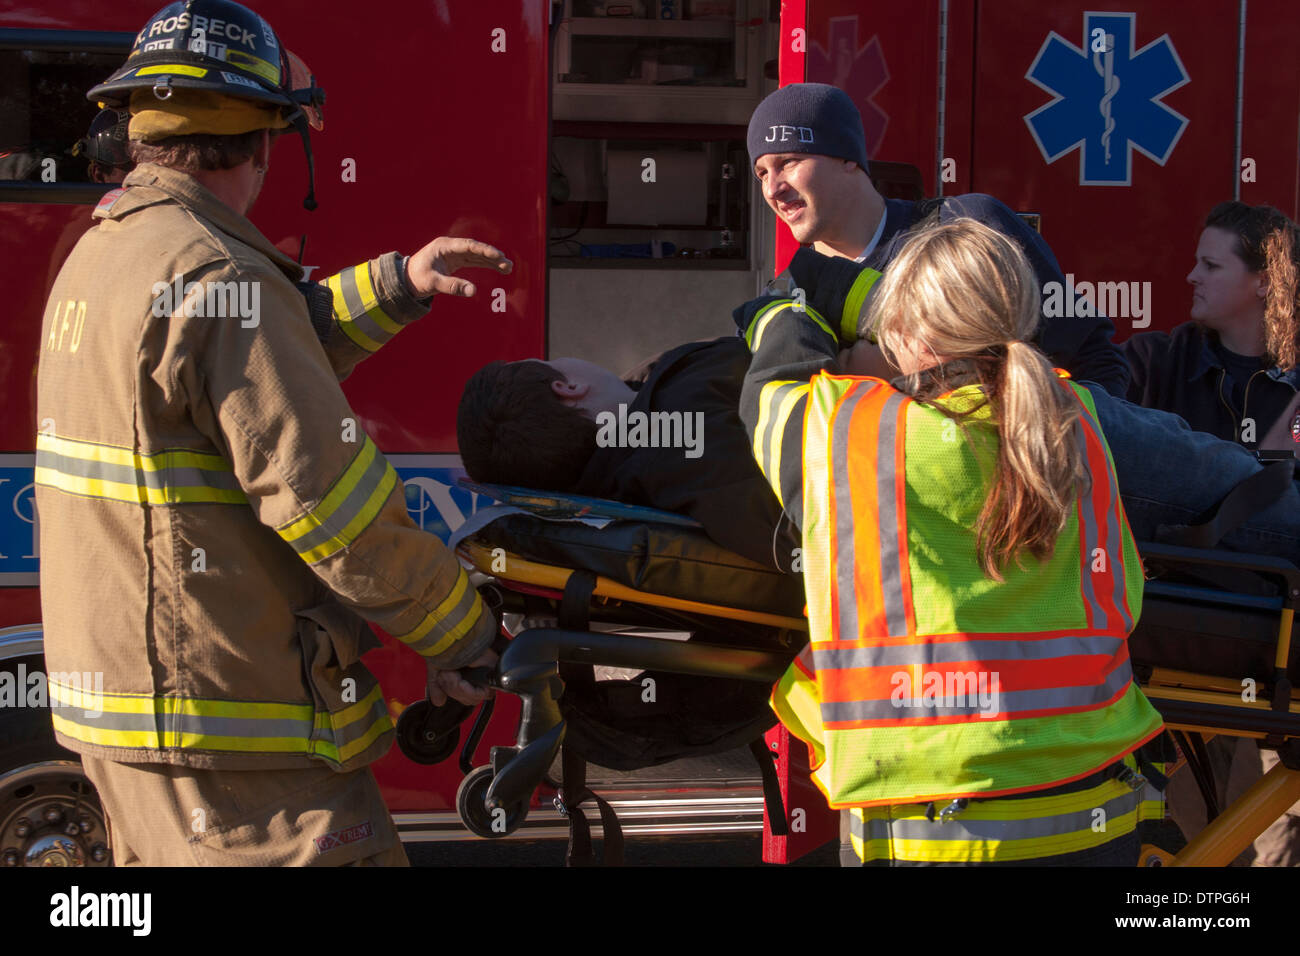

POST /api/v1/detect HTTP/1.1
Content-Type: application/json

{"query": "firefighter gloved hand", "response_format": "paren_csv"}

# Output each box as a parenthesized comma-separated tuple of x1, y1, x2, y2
(404, 236, 514, 300)
(427, 647, 499, 707)
(786, 247, 883, 345)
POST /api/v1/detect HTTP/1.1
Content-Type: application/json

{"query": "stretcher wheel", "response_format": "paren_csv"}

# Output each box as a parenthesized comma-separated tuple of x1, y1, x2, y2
(457, 766, 528, 839)
(395, 700, 460, 765)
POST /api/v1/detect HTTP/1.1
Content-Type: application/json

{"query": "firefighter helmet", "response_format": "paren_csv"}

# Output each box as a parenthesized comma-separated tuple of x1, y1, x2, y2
(88, 0, 325, 208)
(72, 108, 131, 168)
(88, 0, 322, 128)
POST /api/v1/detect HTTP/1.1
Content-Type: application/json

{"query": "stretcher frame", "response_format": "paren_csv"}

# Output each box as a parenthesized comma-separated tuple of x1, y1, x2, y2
(454, 535, 1300, 867)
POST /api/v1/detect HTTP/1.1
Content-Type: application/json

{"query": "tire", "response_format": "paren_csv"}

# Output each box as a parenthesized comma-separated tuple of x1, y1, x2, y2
(395, 699, 461, 765)
(456, 765, 529, 838)
(0, 660, 111, 867)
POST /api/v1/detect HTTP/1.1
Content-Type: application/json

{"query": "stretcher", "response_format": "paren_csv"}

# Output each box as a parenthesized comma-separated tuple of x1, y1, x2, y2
(396, 482, 1300, 866)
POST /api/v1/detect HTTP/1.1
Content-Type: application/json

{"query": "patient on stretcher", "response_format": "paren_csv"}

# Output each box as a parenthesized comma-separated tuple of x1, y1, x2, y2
(459, 335, 1300, 570)
(457, 337, 801, 571)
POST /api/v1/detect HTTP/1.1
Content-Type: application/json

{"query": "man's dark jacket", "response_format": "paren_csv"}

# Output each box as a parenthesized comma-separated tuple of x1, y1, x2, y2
(572, 337, 800, 571)
(1124, 322, 1300, 451)
(858, 195, 1130, 396)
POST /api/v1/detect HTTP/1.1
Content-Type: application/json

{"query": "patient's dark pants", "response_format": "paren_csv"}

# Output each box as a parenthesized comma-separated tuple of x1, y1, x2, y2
(1083, 385, 1300, 561)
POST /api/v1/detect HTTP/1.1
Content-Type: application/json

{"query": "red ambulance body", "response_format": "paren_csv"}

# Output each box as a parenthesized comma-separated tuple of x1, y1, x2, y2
(1, 0, 1295, 866)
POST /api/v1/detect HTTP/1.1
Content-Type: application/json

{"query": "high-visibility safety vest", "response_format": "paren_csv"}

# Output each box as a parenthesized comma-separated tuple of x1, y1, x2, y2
(773, 372, 1165, 809)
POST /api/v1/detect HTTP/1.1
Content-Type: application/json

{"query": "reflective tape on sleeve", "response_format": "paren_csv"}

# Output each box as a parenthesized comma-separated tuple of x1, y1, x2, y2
(276, 436, 397, 564)
(392, 567, 487, 658)
(326, 261, 403, 353)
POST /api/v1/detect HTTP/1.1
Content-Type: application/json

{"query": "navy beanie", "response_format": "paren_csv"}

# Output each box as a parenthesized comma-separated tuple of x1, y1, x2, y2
(747, 82, 869, 172)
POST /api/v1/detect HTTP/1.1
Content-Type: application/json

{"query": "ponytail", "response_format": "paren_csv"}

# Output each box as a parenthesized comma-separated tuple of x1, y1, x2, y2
(866, 218, 1089, 581)
(974, 340, 1088, 581)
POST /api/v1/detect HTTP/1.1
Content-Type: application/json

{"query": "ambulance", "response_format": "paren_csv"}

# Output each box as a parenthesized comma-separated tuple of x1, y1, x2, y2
(1, 0, 1295, 866)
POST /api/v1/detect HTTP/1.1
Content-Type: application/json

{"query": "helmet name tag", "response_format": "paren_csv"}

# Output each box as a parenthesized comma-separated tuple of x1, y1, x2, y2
(220, 71, 263, 91)
(144, 11, 257, 50)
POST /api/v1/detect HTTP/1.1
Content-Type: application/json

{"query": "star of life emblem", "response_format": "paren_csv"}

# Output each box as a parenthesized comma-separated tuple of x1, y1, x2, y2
(1024, 12, 1190, 186)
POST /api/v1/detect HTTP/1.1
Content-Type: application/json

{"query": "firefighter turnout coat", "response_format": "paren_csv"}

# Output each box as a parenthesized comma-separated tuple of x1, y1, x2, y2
(35, 163, 496, 772)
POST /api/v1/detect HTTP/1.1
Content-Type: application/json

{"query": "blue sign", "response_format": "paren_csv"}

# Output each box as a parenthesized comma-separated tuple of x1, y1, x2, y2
(1025, 12, 1189, 186)
(0, 455, 38, 586)
(388, 455, 489, 543)
(0, 453, 489, 586)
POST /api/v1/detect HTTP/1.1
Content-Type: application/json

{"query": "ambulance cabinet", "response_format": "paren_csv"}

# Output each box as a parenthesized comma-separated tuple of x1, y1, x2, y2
(549, 122, 751, 270)
(554, 0, 764, 125)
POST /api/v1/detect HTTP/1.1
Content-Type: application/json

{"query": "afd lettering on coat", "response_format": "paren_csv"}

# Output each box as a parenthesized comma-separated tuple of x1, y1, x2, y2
(764, 125, 815, 144)
(49, 886, 151, 936)
(143, 12, 256, 48)
(43, 300, 87, 353)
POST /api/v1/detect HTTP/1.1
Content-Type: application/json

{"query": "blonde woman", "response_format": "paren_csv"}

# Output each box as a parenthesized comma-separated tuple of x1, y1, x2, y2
(736, 218, 1165, 865)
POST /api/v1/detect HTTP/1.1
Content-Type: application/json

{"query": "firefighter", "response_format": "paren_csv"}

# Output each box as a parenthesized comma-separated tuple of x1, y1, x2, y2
(71, 108, 132, 184)
(35, 0, 510, 866)
(747, 82, 1131, 397)
(735, 219, 1166, 865)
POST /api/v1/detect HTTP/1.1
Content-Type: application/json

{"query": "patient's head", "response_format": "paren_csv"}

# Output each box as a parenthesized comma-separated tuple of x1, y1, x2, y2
(457, 357, 636, 490)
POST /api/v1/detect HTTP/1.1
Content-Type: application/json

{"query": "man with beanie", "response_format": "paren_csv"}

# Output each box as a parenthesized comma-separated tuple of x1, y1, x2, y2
(746, 82, 1131, 396)
(36, 0, 511, 866)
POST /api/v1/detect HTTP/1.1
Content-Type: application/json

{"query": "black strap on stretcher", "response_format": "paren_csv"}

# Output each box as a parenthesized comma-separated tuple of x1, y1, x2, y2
(749, 738, 789, 837)
(552, 568, 791, 859)
(559, 745, 625, 867)
(1171, 729, 1221, 821)
(556, 571, 624, 866)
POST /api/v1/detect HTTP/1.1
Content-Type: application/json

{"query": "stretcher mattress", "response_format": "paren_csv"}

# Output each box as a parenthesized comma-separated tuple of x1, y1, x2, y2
(1128, 581, 1299, 684)
(470, 512, 806, 618)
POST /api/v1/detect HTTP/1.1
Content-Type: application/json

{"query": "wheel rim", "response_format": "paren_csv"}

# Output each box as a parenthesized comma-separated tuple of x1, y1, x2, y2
(0, 761, 110, 867)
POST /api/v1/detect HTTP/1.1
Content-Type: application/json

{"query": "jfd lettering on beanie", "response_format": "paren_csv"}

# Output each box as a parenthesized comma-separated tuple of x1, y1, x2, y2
(764, 125, 816, 144)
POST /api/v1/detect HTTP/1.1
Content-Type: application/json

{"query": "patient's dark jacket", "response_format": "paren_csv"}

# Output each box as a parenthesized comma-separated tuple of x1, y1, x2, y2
(572, 337, 800, 572)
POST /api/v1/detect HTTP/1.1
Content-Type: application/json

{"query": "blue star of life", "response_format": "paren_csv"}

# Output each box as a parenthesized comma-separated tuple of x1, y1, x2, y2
(1024, 12, 1189, 186)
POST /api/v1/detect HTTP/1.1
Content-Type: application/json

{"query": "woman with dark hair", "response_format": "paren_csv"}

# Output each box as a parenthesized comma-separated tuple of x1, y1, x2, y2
(1125, 201, 1300, 865)
(1125, 201, 1300, 451)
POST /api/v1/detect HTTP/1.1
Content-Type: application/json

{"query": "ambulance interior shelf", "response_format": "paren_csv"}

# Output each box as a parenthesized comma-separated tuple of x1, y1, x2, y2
(548, 121, 750, 268)
(557, 18, 744, 88)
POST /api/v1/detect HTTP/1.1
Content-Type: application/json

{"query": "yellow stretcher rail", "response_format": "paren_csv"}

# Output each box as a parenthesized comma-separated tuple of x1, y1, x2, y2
(458, 541, 809, 632)
(1137, 605, 1300, 864)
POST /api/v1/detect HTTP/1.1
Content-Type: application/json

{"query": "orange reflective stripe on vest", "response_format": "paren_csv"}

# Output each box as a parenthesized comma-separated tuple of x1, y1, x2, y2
(780, 373, 1164, 808)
